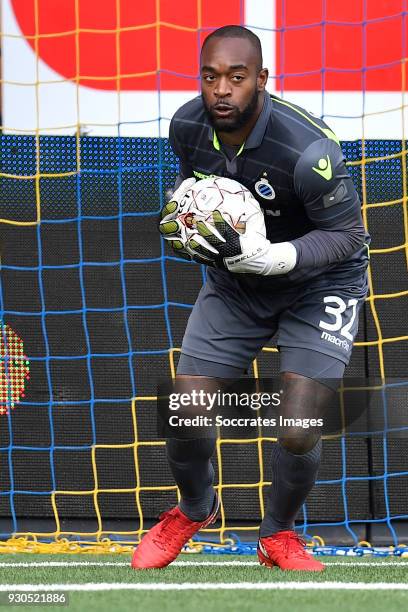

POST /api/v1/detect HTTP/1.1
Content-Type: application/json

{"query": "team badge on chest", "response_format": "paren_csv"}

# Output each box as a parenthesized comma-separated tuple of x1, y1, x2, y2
(254, 174, 276, 200)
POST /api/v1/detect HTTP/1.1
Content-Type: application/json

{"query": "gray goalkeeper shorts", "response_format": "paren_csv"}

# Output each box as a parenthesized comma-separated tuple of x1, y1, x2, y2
(177, 267, 368, 379)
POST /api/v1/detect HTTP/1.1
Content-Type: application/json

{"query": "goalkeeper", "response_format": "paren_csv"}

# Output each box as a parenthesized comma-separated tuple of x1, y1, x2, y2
(132, 25, 369, 571)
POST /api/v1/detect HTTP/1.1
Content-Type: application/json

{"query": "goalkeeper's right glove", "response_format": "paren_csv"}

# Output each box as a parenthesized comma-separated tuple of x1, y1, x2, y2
(159, 177, 196, 239)
(159, 177, 218, 265)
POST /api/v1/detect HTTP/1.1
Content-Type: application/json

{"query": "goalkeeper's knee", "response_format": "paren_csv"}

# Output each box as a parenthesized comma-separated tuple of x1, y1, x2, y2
(166, 437, 216, 463)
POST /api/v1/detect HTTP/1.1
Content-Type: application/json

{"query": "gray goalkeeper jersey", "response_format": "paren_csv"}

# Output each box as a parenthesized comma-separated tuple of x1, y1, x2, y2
(169, 92, 370, 287)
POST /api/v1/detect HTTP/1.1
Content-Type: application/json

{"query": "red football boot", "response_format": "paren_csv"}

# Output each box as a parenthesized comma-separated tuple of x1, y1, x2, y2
(257, 531, 325, 571)
(131, 495, 220, 569)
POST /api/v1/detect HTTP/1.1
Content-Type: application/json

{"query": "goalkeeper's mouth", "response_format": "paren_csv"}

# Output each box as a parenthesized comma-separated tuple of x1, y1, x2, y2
(212, 104, 236, 118)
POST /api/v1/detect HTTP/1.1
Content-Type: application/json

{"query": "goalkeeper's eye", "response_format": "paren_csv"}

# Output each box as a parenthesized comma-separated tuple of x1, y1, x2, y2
(202, 75, 216, 82)
(231, 75, 245, 82)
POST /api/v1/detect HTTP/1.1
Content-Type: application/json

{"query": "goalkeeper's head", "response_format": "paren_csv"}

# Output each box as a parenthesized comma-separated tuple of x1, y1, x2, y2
(200, 25, 269, 134)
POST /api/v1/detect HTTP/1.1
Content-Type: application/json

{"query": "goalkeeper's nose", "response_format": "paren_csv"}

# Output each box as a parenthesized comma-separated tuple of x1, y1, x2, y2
(214, 76, 233, 98)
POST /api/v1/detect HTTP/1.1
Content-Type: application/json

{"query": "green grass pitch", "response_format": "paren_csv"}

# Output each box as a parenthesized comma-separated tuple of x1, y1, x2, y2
(0, 553, 407, 612)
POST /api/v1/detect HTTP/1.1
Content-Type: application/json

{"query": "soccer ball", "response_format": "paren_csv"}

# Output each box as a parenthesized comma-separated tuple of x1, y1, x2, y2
(176, 177, 266, 244)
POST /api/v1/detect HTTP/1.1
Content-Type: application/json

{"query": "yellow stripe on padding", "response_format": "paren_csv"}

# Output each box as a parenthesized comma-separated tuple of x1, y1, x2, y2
(212, 131, 245, 155)
(213, 130, 221, 151)
(274, 98, 340, 146)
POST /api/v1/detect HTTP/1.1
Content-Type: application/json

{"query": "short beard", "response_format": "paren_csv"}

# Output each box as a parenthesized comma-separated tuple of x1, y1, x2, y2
(203, 88, 260, 133)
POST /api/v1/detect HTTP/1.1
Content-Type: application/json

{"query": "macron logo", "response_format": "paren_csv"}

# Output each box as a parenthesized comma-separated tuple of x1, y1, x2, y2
(321, 331, 350, 351)
(313, 155, 332, 181)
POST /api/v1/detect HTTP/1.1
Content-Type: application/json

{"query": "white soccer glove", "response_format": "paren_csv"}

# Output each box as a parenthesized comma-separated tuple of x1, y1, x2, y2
(159, 177, 197, 239)
(196, 210, 298, 275)
(159, 177, 217, 265)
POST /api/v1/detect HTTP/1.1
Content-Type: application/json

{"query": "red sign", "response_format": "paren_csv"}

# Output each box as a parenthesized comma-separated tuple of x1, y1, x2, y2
(11, 0, 242, 90)
(11, 0, 407, 91)
(276, 0, 408, 90)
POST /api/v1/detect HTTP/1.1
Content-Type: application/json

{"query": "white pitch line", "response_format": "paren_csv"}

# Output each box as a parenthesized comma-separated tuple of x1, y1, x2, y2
(1, 582, 408, 591)
(0, 560, 408, 568)
(0, 562, 130, 568)
(315, 561, 408, 567)
(174, 560, 408, 568)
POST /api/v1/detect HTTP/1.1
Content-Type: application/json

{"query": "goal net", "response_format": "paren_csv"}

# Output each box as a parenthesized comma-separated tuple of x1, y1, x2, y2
(0, 0, 407, 552)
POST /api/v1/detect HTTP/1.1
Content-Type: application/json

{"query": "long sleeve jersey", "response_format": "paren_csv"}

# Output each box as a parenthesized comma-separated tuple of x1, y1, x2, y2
(169, 92, 370, 286)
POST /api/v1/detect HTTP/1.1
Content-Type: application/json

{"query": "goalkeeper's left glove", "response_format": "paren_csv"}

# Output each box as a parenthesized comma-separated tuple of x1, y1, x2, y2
(164, 234, 219, 266)
(196, 211, 297, 275)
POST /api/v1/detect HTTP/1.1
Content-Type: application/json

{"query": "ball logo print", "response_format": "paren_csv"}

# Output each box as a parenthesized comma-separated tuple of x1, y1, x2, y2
(0, 323, 30, 416)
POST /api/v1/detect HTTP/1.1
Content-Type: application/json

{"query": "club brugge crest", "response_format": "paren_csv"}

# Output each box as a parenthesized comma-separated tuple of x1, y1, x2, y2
(255, 177, 276, 200)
